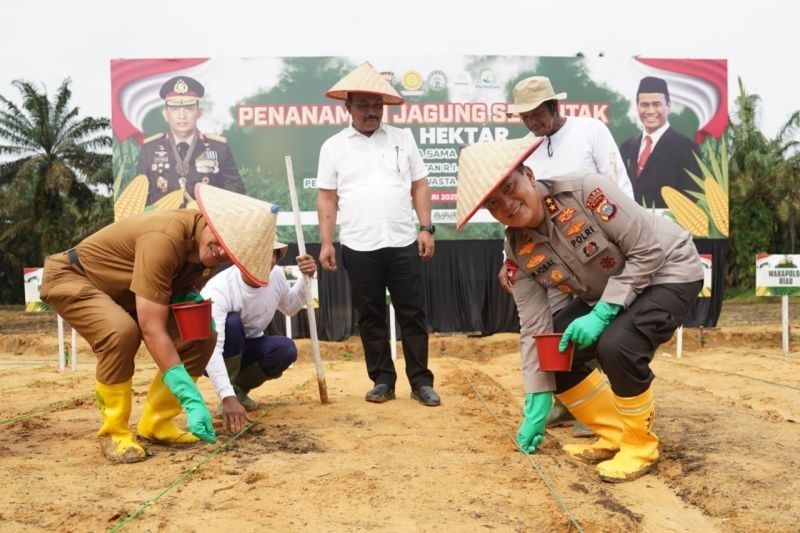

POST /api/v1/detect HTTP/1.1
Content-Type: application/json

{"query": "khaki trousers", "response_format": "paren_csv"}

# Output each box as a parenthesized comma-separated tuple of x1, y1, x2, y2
(40, 254, 215, 384)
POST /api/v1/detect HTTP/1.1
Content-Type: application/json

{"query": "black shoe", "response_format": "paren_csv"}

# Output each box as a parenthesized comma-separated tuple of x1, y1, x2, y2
(365, 383, 395, 403)
(410, 385, 441, 407)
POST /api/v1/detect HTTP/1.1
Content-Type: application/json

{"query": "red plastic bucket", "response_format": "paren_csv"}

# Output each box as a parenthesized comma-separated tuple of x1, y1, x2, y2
(534, 333, 574, 372)
(170, 299, 213, 341)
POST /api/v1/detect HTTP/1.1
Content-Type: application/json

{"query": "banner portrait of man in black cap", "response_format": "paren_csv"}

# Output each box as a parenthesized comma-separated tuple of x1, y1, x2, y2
(619, 76, 701, 208)
(134, 76, 245, 207)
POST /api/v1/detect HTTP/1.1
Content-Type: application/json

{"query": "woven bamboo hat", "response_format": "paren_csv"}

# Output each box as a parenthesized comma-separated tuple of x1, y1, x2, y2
(506, 76, 567, 115)
(455, 137, 544, 231)
(195, 184, 279, 286)
(325, 62, 404, 105)
(273, 240, 288, 263)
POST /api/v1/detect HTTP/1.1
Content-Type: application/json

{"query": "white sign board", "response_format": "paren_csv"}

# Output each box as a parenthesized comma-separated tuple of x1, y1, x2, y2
(756, 254, 800, 292)
(24, 267, 49, 312)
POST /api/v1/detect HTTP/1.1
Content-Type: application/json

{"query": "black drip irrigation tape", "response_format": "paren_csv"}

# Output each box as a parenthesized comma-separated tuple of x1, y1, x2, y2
(706, 344, 800, 362)
(660, 358, 800, 390)
(108, 377, 313, 532)
(449, 360, 584, 533)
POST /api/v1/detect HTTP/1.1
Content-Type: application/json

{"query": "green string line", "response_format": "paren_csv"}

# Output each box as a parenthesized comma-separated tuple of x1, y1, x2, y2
(0, 379, 153, 426)
(449, 360, 584, 533)
(0, 375, 85, 393)
(108, 377, 313, 533)
(0, 397, 91, 426)
(660, 359, 800, 390)
(0, 366, 159, 394)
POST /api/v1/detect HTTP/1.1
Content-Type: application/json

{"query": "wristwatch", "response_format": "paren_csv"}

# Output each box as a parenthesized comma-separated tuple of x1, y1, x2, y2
(419, 224, 435, 234)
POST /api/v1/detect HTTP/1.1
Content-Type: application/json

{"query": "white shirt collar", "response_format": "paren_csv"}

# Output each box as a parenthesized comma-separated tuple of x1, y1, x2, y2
(345, 123, 387, 138)
(642, 121, 670, 147)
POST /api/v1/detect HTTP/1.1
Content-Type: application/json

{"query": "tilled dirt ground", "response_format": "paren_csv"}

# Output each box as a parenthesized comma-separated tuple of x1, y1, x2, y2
(0, 300, 798, 532)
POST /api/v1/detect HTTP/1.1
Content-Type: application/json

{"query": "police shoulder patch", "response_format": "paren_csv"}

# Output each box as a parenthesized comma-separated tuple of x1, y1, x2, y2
(204, 133, 228, 143)
(585, 187, 606, 210)
(143, 132, 165, 144)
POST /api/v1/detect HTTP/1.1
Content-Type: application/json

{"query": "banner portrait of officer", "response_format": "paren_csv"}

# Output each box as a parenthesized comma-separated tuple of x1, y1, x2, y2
(116, 76, 245, 217)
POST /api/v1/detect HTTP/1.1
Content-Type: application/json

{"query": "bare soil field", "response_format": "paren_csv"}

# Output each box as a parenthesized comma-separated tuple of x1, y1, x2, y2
(0, 301, 798, 532)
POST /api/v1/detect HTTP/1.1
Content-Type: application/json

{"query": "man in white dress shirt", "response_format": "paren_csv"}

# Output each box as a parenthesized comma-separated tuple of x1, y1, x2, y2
(316, 62, 440, 407)
(202, 241, 317, 432)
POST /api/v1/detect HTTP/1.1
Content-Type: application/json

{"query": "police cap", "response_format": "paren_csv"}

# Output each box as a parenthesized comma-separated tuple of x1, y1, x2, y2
(160, 76, 205, 106)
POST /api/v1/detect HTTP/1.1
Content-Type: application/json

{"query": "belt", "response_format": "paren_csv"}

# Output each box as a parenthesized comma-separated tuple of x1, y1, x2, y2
(66, 248, 85, 273)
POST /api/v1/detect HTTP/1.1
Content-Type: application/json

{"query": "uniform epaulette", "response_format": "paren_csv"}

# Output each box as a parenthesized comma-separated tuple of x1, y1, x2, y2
(204, 133, 228, 143)
(143, 132, 165, 143)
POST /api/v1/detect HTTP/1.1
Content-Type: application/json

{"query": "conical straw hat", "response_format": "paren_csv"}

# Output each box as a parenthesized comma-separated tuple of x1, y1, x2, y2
(455, 137, 544, 231)
(273, 240, 288, 263)
(325, 62, 404, 105)
(195, 184, 279, 286)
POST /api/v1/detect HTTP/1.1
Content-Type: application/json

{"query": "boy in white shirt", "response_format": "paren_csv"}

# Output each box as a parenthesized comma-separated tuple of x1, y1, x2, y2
(202, 240, 317, 432)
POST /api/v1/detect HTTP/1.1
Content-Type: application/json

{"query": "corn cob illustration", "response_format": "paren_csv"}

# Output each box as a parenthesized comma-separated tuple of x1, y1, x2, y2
(704, 177, 729, 236)
(114, 175, 149, 222)
(661, 186, 709, 237)
(151, 189, 185, 210)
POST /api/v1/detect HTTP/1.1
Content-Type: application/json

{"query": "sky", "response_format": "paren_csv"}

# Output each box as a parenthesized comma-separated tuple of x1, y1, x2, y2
(0, 0, 795, 138)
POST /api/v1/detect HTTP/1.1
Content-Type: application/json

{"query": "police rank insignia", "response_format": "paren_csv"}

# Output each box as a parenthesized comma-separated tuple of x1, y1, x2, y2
(566, 220, 587, 237)
(518, 240, 536, 256)
(527, 254, 546, 268)
(544, 195, 560, 217)
(557, 207, 576, 223)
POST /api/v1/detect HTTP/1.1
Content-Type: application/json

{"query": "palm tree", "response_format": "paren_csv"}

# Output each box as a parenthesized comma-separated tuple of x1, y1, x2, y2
(728, 78, 800, 288)
(0, 78, 113, 303)
(771, 111, 800, 253)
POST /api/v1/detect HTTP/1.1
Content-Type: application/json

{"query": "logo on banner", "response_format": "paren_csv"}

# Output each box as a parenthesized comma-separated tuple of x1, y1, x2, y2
(453, 71, 472, 87)
(401, 71, 423, 93)
(427, 70, 448, 92)
(476, 69, 500, 90)
(380, 71, 395, 86)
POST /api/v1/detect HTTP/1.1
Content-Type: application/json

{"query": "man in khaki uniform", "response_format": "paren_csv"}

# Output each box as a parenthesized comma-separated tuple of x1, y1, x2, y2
(455, 138, 703, 482)
(40, 184, 278, 463)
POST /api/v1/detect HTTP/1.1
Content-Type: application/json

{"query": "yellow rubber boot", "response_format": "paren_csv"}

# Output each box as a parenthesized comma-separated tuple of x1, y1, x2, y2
(96, 380, 147, 463)
(136, 371, 200, 447)
(596, 386, 659, 482)
(557, 369, 623, 463)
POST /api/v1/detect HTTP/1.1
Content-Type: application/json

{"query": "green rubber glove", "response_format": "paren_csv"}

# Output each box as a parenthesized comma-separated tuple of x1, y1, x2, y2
(559, 301, 622, 351)
(162, 363, 217, 444)
(170, 291, 216, 333)
(171, 291, 204, 304)
(516, 392, 553, 454)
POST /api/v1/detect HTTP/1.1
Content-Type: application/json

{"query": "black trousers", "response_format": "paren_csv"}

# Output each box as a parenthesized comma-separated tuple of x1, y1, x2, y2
(552, 281, 702, 397)
(342, 243, 434, 389)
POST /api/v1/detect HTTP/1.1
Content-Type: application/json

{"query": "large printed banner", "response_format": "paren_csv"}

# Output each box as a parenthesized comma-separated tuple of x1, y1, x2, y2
(111, 56, 728, 242)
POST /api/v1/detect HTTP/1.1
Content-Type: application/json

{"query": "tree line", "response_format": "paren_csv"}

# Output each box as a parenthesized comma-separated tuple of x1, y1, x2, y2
(0, 77, 797, 303)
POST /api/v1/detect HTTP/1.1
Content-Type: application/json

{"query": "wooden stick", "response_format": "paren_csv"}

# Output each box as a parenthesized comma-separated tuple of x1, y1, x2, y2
(285, 155, 329, 403)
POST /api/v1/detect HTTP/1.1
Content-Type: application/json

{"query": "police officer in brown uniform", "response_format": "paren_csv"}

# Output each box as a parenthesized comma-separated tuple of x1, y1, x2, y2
(136, 76, 245, 206)
(40, 185, 278, 463)
(455, 138, 703, 482)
